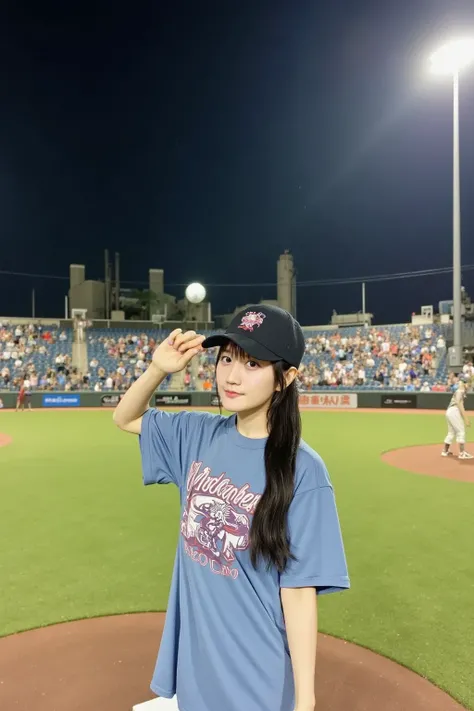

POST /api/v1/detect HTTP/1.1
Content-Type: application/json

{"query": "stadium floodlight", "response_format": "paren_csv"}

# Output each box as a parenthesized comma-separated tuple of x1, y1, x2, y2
(428, 38, 474, 370)
(429, 38, 474, 75)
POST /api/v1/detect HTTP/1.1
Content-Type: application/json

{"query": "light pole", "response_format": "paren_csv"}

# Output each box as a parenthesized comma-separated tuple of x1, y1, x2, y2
(429, 38, 474, 370)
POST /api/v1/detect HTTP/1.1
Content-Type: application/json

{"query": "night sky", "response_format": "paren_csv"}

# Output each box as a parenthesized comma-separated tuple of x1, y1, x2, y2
(1, 0, 474, 326)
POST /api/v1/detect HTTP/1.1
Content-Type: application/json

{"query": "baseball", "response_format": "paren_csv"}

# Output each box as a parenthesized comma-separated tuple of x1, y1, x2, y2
(185, 282, 206, 304)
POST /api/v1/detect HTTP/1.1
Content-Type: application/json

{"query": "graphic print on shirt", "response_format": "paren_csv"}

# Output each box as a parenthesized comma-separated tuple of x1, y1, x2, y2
(180, 460, 262, 579)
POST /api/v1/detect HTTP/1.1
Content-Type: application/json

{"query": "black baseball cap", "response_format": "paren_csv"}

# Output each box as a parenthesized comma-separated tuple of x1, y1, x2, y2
(202, 304, 305, 368)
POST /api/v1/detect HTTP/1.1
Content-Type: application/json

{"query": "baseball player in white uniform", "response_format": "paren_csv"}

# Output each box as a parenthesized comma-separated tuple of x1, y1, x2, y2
(442, 378, 473, 459)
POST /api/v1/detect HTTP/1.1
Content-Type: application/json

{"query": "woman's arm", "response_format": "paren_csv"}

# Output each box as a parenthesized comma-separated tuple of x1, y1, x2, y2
(113, 329, 205, 434)
(113, 363, 166, 434)
(280, 586, 317, 711)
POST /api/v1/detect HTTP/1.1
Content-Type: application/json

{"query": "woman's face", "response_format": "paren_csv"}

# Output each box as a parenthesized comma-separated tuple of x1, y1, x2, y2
(215, 346, 277, 414)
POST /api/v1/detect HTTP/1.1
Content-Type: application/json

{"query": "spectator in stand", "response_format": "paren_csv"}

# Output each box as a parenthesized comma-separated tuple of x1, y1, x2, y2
(1, 366, 10, 387)
(462, 361, 474, 386)
(105, 374, 114, 390)
(436, 334, 446, 354)
(373, 370, 384, 385)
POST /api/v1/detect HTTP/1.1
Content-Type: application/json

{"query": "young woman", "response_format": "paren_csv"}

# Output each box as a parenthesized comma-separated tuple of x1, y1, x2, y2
(442, 377, 472, 459)
(114, 305, 350, 711)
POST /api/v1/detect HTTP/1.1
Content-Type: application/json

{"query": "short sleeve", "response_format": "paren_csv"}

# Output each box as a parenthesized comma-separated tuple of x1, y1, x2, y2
(280, 486, 350, 595)
(139, 408, 193, 488)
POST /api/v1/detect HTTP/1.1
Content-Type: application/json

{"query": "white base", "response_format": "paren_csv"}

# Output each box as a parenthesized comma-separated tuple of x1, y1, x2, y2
(132, 697, 179, 710)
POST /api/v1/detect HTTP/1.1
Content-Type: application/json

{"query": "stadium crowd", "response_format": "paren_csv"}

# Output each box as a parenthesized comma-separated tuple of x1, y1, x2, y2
(86, 330, 161, 391)
(0, 321, 72, 391)
(1, 319, 472, 394)
(189, 324, 459, 392)
(297, 325, 450, 391)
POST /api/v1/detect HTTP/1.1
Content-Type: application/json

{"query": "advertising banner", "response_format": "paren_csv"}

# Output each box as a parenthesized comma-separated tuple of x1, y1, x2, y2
(42, 394, 81, 408)
(155, 394, 192, 407)
(381, 394, 417, 409)
(101, 394, 123, 407)
(299, 393, 358, 409)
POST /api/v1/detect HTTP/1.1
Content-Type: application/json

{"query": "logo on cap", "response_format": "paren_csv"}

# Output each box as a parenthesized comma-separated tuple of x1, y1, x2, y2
(238, 311, 266, 332)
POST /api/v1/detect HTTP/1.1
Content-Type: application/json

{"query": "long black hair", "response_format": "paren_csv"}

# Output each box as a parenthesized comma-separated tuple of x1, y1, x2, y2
(215, 343, 302, 573)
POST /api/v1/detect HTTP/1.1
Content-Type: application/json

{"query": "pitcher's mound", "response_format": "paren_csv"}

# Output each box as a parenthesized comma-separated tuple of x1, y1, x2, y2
(0, 613, 466, 711)
(382, 443, 474, 483)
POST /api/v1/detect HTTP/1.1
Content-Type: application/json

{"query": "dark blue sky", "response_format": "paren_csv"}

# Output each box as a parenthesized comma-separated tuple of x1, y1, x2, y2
(1, 0, 474, 325)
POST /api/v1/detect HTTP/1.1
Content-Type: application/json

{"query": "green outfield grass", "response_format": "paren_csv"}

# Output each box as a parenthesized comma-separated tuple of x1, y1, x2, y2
(0, 409, 473, 708)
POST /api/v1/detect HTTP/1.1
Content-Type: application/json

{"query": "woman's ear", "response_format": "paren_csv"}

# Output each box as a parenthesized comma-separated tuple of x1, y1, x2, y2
(281, 367, 298, 389)
(275, 366, 299, 392)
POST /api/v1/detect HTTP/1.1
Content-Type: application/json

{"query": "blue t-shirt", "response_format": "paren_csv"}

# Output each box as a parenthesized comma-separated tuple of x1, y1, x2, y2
(139, 408, 350, 711)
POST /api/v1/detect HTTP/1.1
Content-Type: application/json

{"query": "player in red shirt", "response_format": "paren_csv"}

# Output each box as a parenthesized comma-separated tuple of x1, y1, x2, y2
(16, 379, 26, 412)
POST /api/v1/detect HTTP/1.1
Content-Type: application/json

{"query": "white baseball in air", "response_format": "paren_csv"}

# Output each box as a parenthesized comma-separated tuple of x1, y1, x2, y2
(185, 282, 206, 304)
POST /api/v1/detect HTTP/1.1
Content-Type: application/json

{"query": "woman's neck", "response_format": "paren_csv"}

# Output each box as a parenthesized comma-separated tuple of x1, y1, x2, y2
(236, 406, 269, 439)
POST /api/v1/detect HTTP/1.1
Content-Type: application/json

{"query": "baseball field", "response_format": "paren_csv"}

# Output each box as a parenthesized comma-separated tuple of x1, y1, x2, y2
(0, 408, 473, 709)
